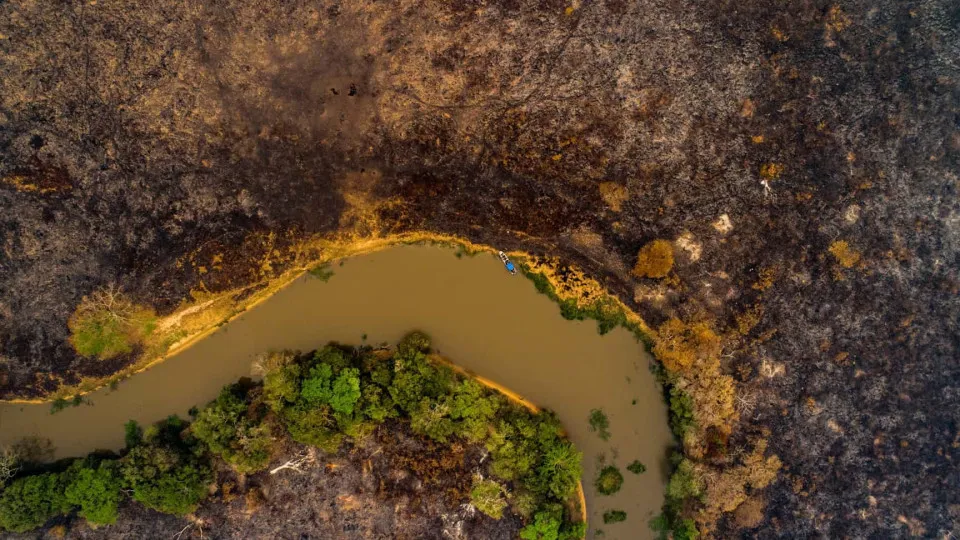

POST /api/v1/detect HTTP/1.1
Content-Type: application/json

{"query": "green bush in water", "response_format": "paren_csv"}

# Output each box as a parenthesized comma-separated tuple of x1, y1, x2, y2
(603, 510, 627, 524)
(627, 460, 647, 474)
(595, 465, 624, 495)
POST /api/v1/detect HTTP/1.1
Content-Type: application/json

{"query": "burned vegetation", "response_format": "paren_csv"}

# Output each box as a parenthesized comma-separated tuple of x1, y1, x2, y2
(0, 0, 958, 538)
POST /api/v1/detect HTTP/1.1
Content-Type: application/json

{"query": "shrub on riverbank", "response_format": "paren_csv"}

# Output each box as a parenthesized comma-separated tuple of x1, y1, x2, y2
(67, 286, 157, 360)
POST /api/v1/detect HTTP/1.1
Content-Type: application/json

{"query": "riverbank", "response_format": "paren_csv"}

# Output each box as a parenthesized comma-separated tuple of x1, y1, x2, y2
(1, 245, 670, 538)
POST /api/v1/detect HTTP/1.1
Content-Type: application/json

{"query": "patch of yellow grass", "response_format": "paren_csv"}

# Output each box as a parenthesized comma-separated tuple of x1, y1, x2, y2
(829, 240, 861, 268)
(598, 182, 628, 212)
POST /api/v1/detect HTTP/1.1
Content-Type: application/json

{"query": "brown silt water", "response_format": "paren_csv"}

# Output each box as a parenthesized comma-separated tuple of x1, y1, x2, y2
(0, 245, 673, 539)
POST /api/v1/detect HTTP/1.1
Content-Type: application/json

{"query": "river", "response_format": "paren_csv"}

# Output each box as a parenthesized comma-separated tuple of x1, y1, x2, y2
(0, 245, 672, 538)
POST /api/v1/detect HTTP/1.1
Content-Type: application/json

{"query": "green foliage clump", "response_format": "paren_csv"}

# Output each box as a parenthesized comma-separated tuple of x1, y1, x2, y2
(50, 395, 86, 414)
(262, 354, 301, 411)
(64, 459, 123, 525)
(650, 513, 699, 540)
(68, 288, 157, 360)
(649, 454, 703, 540)
(627, 460, 647, 475)
(191, 383, 273, 473)
(603, 510, 627, 524)
(120, 417, 211, 515)
(666, 458, 703, 500)
(588, 408, 611, 441)
(470, 477, 507, 519)
(535, 440, 583, 500)
(302, 363, 361, 415)
(669, 387, 695, 438)
(0, 473, 69, 533)
(124, 420, 143, 448)
(121, 445, 210, 515)
(519, 504, 586, 540)
(307, 263, 335, 282)
(595, 465, 624, 495)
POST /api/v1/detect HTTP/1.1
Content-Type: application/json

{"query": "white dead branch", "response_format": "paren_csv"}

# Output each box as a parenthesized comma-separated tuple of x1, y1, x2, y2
(269, 450, 315, 475)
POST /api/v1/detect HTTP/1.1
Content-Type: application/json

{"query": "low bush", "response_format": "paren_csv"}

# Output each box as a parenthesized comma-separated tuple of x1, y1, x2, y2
(67, 287, 156, 360)
(603, 510, 627, 524)
(588, 408, 611, 441)
(470, 477, 507, 519)
(595, 466, 624, 496)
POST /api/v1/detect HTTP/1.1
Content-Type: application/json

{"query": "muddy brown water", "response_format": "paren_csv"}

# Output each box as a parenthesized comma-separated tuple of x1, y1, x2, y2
(0, 245, 672, 539)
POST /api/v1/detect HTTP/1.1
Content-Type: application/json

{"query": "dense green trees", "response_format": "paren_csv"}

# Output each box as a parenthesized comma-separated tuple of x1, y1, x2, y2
(0, 473, 69, 532)
(262, 333, 584, 536)
(190, 383, 273, 473)
(470, 477, 507, 519)
(0, 333, 585, 537)
(64, 459, 122, 525)
(121, 416, 212, 515)
(518, 504, 587, 540)
(0, 459, 124, 531)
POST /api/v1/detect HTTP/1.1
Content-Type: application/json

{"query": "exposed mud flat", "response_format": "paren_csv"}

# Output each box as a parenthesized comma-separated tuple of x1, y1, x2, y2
(0, 246, 672, 538)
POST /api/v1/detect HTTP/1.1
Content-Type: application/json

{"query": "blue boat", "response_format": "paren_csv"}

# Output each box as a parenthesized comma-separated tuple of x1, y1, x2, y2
(498, 251, 517, 275)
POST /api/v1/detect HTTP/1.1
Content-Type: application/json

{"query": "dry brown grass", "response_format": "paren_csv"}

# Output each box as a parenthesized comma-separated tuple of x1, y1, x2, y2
(733, 495, 767, 529)
(598, 182, 628, 212)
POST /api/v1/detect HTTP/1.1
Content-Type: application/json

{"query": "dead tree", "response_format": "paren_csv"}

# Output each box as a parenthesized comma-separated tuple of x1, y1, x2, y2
(0, 446, 19, 487)
(269, 450, 315, 475)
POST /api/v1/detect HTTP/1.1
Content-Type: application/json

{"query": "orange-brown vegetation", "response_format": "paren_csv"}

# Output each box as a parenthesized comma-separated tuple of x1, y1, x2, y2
(695, 438, 781, 530)
(733, 495, 767, 529)
(598, 182, 629, 212)
(632, 239, 675, 279)
(829, 240, 861, 268)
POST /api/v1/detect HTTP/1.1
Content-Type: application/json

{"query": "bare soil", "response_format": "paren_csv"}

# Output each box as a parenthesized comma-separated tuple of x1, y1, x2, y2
(1, 0, 958, 537)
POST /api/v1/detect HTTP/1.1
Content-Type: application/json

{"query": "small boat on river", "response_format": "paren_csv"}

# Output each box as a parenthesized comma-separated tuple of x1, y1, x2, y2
(498, 251, 517, 275)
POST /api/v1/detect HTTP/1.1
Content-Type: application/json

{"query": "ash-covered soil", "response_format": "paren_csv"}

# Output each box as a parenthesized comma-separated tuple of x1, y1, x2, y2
(0, 0, 958, 537)
(3, 421, 518, 540)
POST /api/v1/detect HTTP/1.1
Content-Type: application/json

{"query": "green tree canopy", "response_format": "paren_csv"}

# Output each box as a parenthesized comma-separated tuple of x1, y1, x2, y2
(64, 459, 123, 525)
(0, 472, 70, 533)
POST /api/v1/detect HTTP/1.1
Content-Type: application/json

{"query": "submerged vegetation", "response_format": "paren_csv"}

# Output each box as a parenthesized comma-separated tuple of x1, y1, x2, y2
(307, 263, 335, 282)
(0, 332, 585, 536)
(603, 510, 627, 524)
(588, 408, 611, 441)
(595, 465, 624, 496)
(627, 460, 647, 475)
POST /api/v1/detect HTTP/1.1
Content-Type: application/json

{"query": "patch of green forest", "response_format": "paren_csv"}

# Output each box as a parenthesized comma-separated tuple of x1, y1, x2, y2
(0, 332, 586, 538)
